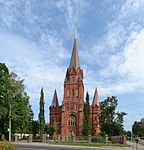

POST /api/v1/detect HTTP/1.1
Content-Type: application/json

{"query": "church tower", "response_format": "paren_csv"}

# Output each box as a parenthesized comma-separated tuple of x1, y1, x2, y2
(61, 35, 84, 140)
(49, 34, 101, 140)
(49, 89, 61, 135)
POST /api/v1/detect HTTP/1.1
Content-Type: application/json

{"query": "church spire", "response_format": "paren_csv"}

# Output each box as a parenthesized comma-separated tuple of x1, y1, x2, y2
(69, 33, 80, 70)
(92, 87, 100, 106)
(51, 89, 59, 107)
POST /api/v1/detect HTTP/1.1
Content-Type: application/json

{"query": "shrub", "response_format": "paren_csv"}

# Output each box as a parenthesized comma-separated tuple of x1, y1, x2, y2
(91, 135, 105, 143)
(1, 141, 15, 150)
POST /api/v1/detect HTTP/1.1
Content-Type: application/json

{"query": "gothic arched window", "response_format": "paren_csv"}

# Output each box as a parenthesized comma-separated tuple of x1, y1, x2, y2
(76, 89, 78, 97)
(68, 115, 76, 126)
(72, 89, 74, 98)
(67, 89, 70, 97)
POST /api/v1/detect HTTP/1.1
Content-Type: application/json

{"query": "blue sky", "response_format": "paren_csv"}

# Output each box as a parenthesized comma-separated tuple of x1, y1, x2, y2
(0, 0, 144, 131)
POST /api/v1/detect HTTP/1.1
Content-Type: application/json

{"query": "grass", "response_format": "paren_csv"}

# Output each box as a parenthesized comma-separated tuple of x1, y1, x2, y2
(48, 141, 130, 147)
(139, 142, 144, 145)
(128, 140, 144, 145)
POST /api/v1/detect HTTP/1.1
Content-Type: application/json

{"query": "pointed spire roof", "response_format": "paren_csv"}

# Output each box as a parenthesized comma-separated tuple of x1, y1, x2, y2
(69, 33, 80, 70)
(51, 89, 59, 107)
(92, 87, 100, 106)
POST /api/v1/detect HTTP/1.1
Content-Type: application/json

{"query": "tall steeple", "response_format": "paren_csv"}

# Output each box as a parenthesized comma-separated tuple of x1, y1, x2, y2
(69, 33, 80, 70)
(92, 87, 100, 106)
(51, 89, 59, 107)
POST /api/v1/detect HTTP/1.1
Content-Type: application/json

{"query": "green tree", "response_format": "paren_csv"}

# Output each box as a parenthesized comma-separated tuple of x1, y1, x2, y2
(100, 96, 127, 136)
(0, 63, 33, 139)
(45, 125, 55, 136)
(10, 73, 34, 135)
(38, 88, 45, 137)
(83, 92, 91, 136)
(132, 117, 144, 137)
(31, 120, 39, 139)
(0, 63, 10, 137)
(126, 131, 132, 138)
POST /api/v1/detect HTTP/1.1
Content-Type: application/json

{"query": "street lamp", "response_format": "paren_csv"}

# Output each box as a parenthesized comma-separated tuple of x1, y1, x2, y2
(9, 95, 17, 142)
(0, 95, 11, 141)
(7, 104, 12, 142)
(0, 95, 4, 98)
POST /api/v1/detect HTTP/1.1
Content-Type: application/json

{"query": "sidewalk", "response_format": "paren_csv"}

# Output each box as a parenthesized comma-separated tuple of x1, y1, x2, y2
(127, 141, 144, 150)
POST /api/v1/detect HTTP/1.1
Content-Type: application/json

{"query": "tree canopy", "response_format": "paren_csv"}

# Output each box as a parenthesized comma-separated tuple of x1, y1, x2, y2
(132, 117, 144, 137)
(0, 63, 33, 138)
(100, 96, 127, 136)
(45, 125, 55, 136)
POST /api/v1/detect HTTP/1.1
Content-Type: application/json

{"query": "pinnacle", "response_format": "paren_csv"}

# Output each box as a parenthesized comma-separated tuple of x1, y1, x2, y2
(51, 89, 59, 107)
(92, 87, 100, 106)
(69, 34, 80, 70)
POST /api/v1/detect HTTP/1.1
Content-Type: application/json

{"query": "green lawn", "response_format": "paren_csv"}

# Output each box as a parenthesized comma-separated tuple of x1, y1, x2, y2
(139, 142, 144, 145)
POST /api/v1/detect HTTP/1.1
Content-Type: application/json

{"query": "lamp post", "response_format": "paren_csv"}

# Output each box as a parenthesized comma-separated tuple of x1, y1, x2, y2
(0, 95, 11, 141)
(9, 104, 12, 142)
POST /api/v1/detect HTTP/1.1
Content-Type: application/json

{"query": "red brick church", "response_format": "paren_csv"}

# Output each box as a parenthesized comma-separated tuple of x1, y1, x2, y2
(49, 35, 101, 140)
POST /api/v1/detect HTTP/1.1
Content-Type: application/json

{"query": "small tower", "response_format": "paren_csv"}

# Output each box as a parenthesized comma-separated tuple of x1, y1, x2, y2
(49, 89, 61, 134)
(91, 88, 101, 135)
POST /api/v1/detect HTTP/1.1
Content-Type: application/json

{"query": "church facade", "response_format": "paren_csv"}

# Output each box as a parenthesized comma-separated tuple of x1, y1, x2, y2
(49, 36, 101, 140)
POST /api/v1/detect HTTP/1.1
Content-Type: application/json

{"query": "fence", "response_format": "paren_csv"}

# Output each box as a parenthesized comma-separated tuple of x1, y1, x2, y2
(13, 134, 127, 144)
(109, 136, 127, 144)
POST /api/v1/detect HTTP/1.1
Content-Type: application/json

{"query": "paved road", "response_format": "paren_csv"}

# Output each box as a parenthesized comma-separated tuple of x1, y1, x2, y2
(127, 141, 144, 150)
(15, 142, 132, 150)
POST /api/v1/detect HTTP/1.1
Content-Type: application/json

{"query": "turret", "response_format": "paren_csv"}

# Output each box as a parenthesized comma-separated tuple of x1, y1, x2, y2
(91, 87, 101, 135)
(49, 89, 59, 126)
(92, 87, 100, 107)
(51, 89, 59, 107)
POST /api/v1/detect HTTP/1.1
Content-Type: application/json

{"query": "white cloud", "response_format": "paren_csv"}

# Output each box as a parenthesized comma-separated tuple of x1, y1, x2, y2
(82, 0, 144, 97)
(56, 0, 92, 35)
(119, 0, 144, 19)
(0, 32, 66, 106)
(117, 29, 144, 81)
